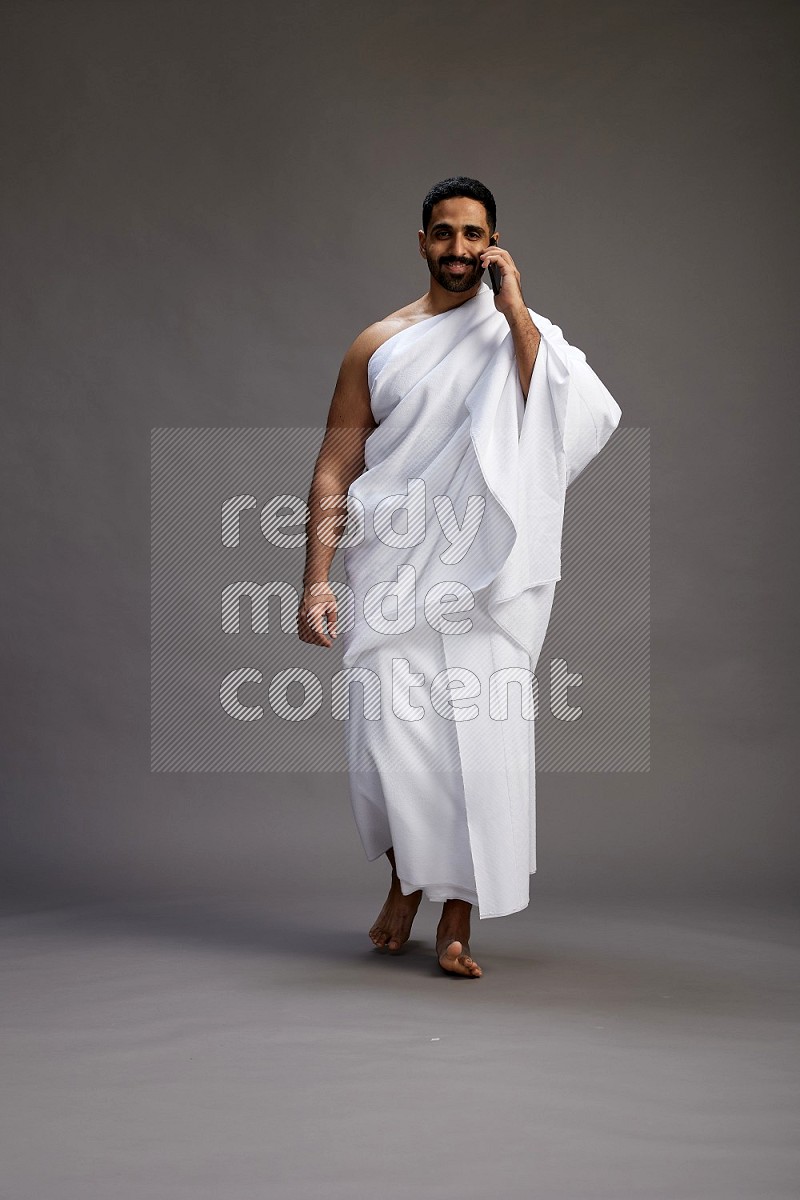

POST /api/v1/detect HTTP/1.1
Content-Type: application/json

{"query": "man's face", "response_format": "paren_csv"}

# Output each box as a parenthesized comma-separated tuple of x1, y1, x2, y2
(420, 196, 495, 293)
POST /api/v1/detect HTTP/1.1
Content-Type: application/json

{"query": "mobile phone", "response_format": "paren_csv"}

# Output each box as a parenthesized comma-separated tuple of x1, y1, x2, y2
(486, 244, 502, 295)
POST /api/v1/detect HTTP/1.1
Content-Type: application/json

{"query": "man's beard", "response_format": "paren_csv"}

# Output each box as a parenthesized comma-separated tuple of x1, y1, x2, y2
(427, 253, 484, 293)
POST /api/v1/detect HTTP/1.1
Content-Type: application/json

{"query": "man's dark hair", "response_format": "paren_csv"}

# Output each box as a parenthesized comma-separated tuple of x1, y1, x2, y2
(422, 177, 497, 235)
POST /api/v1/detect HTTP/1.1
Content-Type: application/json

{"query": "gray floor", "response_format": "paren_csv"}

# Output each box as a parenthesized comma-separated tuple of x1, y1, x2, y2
(2, 891, 798, 1199)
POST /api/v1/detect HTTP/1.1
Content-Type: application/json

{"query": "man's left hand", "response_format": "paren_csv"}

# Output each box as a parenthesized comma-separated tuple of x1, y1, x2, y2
(480, 245, 526, 319)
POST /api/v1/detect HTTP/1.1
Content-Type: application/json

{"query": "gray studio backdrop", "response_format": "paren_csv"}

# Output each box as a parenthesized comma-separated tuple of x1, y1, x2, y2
(1, 1, 796, 906)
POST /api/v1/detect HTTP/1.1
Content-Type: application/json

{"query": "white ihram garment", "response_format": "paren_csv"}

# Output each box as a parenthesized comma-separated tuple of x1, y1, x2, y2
(340, 283, 621, 918)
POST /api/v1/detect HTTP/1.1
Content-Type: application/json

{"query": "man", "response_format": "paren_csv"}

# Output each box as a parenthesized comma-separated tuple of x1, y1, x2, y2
(298, 177, 621, 978)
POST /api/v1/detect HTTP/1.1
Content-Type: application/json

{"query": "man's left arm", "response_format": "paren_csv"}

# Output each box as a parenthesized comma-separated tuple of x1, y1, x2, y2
(505, 305, 541, 400)
(480, 245, 541, 400)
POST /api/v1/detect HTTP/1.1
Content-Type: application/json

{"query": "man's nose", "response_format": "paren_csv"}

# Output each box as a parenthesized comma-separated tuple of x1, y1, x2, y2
(451, 235, 470, 259)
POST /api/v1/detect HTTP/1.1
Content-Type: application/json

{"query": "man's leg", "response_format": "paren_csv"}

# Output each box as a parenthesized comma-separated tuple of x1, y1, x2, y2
(435, 898, 483, 977)
(369, 847, 423, 952)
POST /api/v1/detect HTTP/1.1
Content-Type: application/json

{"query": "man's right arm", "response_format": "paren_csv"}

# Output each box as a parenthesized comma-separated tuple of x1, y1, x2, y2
(298, 328, 381, 646)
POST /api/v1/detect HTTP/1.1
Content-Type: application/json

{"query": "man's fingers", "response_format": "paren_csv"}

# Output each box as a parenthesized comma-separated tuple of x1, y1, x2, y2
(308, 605, 326, 639)
(297, 587, 339, 647)
(298, 607, 320, 643)
(303, 602, 335, 646)
(321, 599, 338, 641)
(481, 247, 514, 268)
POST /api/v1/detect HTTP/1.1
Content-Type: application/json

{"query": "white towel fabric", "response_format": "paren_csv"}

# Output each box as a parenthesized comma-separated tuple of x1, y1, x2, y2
(340, 282, 621, 918)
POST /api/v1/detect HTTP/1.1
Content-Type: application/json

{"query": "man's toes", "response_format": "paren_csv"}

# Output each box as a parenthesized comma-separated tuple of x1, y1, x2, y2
(458, 956, 482, 977)
(438, 940, 482, 977)
(438, 939, 463, 967)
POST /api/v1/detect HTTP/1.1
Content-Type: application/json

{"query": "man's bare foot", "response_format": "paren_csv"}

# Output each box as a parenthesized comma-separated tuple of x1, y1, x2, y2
(370, 876, 423, 952)
(436, 938, 482, 977)
(436, 899, 482, 978)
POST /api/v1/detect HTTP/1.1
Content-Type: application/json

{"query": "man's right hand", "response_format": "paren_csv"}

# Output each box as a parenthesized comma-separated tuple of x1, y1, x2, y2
(297, 583, 338, 648)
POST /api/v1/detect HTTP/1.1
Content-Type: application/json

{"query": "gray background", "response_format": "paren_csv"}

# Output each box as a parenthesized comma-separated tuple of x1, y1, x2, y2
(3, 0, 796, 907)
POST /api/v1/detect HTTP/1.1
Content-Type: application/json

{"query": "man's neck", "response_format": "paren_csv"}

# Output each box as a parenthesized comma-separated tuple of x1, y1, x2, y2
(422, 280, 485, 317)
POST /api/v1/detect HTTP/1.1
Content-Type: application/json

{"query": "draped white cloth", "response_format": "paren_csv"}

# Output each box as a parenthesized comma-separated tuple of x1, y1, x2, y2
(340, 282, 621, 918)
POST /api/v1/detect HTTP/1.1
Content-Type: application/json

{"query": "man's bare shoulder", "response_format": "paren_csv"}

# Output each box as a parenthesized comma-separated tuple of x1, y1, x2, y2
(344, 299, 432, 370)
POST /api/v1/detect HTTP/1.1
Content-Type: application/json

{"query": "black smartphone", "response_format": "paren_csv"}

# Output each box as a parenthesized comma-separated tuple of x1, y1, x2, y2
(486, 244, 502, 295)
